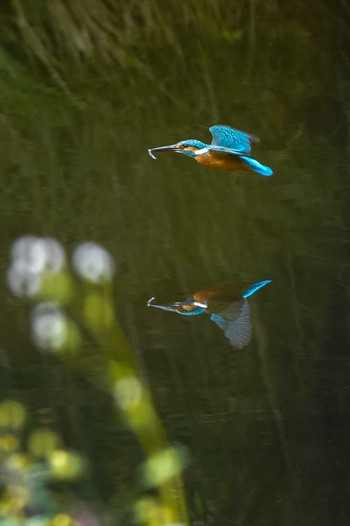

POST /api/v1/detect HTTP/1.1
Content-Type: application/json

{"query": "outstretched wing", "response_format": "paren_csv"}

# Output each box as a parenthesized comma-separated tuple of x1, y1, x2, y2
(209, 125, 259, 155)
(209, 299, 252, 349)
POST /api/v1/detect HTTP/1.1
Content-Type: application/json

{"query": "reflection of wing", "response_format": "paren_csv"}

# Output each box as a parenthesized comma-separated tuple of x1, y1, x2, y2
(209, 125, 259, 154)
(207, 296, 243, 317)
(210, 299, 252, 349)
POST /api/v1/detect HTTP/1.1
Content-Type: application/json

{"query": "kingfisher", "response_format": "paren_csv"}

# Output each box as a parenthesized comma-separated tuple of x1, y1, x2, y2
(147, 279, 271, 349)
(148, 125, 273, 176)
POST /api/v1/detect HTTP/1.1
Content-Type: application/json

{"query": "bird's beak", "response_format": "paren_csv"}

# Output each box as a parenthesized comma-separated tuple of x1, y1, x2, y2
(148, 144, 181, 159)
(147, 297, 180, 312)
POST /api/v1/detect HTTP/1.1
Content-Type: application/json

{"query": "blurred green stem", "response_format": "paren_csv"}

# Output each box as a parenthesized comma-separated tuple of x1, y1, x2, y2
(81, 283, 189, 525)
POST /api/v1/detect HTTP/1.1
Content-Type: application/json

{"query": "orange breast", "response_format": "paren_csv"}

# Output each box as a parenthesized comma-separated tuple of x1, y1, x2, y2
(195, 152, 249, 171)
(194, 282, 242, 303)
(181, 303, 198, 312)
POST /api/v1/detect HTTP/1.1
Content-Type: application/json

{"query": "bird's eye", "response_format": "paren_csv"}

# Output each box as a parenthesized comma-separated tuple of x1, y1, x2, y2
(179, 143, 188, 149)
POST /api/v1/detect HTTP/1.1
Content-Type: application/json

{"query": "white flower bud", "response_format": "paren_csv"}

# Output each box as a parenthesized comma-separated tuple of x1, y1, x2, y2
(72, 242, 115, 284)
(31, 303, 68, 351)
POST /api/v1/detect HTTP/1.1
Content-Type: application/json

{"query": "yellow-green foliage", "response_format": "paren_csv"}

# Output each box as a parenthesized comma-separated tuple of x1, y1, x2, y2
(6, 238, 189, 526)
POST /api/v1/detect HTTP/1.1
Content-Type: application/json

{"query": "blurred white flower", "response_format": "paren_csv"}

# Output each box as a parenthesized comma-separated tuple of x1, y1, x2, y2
(31, 303, 68, 351)
(7, 261, 41, 298)
(72, 242, 115, 284)
(8, 236, 66, 298)
(11, 236, 65, 273)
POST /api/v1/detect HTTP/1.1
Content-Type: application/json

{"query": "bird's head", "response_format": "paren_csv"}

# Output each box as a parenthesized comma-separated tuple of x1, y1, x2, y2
(149, 139, 207, 159)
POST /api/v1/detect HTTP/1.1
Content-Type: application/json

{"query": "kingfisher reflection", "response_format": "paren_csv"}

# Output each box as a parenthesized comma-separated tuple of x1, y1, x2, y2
(147, 280, 271, 349)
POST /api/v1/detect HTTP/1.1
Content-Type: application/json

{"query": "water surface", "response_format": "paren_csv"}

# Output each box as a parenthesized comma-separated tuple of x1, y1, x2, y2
(0, 3, 350, 524)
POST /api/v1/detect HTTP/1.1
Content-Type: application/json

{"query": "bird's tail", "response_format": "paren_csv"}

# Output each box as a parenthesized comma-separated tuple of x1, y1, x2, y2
(240, 156, 273, 176)
(242, 280, 272, 298)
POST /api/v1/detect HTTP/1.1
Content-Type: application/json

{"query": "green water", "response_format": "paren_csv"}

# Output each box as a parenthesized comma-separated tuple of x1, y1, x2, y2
(1, 2, 350, 524)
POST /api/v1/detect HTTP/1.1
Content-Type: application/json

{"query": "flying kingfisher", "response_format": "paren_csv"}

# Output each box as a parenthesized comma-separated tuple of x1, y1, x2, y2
(147, 279, 271, 349)
(148, 125, 273, 176)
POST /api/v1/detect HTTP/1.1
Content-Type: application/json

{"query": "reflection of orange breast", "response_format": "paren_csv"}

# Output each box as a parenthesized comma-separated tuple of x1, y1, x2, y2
(194, 282, 242, 303)
(195, 152, 249, 171)
(181, 303, 198, 312)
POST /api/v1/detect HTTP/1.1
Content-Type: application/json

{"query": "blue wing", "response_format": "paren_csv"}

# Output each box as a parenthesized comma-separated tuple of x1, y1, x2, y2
(209, 125, 259, 154)
(242, 280, 272, 299)
(210, 300, 252, 349)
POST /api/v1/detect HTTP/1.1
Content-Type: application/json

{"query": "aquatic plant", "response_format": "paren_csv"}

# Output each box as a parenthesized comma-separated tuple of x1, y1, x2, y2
(6, 236, 189, 526)
(0, 399, 91, 525)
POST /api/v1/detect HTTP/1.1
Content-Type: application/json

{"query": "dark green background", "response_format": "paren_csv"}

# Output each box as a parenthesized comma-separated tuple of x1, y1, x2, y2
(1, 1, 350, 524)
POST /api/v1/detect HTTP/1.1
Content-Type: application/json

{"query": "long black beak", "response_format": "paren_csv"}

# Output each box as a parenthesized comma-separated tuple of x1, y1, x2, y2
(148, 144, 180, 160)
(147, 296, 180, 312)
